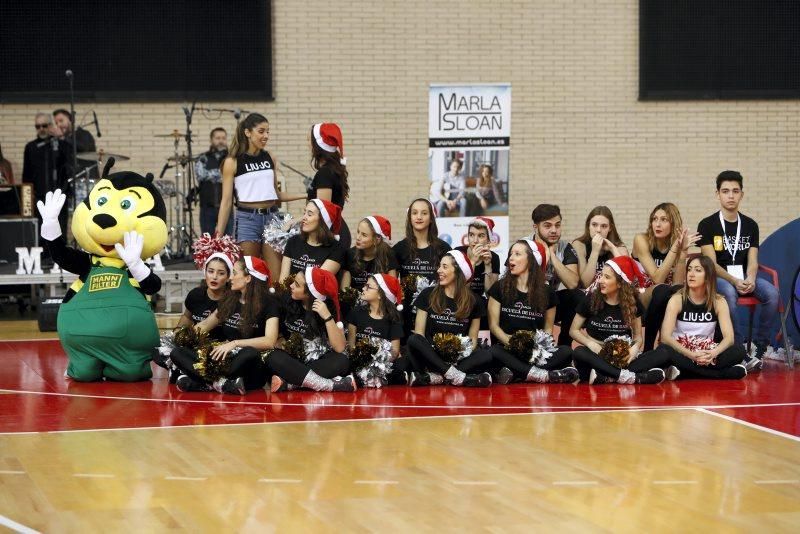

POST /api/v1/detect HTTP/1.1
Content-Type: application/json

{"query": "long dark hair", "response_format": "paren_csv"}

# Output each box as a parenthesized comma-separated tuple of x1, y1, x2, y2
(367, 275, 402, 324)
(228, 113, 268, 159)
(576, 205, 624, 247)
(681, 254, 718, 312)
(283, 284, 335, 341)
(500, 241, 548, 312)
(310, 126, 349, 201)
(588, 269, 638, 330)
(429, 255, 475, 320)
(0, 143, 5, 163)
(404, 198, 444, 261)
(217, 259, 275, 337)
(353, 218, 394, 274)
(300, 201, 337, 246)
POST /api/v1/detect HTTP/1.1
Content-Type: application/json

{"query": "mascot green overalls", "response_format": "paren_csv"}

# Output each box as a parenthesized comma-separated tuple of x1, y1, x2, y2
(38, 158, 168, 382)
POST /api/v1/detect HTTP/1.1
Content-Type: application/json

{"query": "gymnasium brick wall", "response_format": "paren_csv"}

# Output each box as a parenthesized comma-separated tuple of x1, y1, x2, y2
(1, 0, 797, 250)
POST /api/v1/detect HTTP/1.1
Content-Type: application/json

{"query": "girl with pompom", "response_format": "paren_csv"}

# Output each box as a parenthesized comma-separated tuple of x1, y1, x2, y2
(392, 198, 451, 342)
(346, 274, 405, 387)
(406, 250, 492, 387)
(632, 202, 700, 350)
(658, 255, 748, 379)
(280, 199, 346, 279)
(569, 256, 673, 384)
(171, 256, 281, 394)
(488, 240, 579, 384)
(268, 266, 356, 392)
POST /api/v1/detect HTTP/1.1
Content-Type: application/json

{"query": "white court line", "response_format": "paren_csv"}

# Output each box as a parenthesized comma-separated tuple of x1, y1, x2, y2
(552, 480, 599, 486)
(754, 479, 799, 485)
(2, 387, 799, 412)
(258, 478, 302, 484)
(354, 480, 399, 485)
(72, 473, 115, 478)
(164, 476, 207, 481)
(0, 513, 39, 534)
(695, 408, 800, 444)
(0, 407, 695, 435)
(0, 470, 25, 475)
(653, 480, 698, 485)
(452, 480, 498, 486)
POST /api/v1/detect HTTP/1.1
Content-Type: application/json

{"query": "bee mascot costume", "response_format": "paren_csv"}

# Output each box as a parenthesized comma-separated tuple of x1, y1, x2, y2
(37, 158, 168, 382)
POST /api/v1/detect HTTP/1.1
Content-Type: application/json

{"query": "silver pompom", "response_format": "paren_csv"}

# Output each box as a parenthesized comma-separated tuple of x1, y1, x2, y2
(529, 330, 558, 366)
(458, 335, 474, 361)
(303, 336, 329, 363)
(156, 331, 177, 356)
(262, 213, 301, 254)
(354, 336, 395, 389)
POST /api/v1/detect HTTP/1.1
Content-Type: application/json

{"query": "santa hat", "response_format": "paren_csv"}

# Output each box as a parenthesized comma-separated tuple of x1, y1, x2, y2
(523, 239, 548, 272)
(312, 123, 346, 165)
(309, 198, 343, 238)
(373, 273, 403, 311)
(365, 215, 391, 241)
(470, 216, 495, 234)
(305, 266, 343, 328)
(204, 252, 234, 274)
(244, 255, 271, 284)
(446, 249, 474, 281)
(606, 256, 648, 289)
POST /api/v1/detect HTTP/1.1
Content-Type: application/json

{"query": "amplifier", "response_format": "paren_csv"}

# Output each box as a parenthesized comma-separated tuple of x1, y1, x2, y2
(38, 297, 62, 332)
(0, 184, 34, 217)
(0, 218, 38, 264)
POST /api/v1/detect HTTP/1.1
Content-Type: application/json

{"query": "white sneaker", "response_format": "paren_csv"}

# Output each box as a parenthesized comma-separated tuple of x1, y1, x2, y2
(744, 355, 763, 372)
(664, 365, 680, 381)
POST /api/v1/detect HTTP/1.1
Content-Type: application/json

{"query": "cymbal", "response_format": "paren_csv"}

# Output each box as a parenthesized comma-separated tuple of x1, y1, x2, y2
(154, 130, 191, 138)
(167, 154, 200, 163)
(77, 149, 130, 162)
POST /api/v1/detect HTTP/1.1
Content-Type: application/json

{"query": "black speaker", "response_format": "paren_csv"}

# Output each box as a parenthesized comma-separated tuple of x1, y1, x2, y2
(38, 297, 62, 332)
(0, 218, 38, 264)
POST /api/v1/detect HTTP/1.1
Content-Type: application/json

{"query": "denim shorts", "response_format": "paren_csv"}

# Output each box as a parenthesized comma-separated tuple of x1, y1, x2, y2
(235, 207, 279, 243)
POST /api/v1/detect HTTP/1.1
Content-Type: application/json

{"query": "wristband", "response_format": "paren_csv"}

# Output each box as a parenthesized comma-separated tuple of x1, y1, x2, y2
(324, 316, 334, 323)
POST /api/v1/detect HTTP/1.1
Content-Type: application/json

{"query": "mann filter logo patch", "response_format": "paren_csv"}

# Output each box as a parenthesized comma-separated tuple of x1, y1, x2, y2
(88, 273, 123, 292)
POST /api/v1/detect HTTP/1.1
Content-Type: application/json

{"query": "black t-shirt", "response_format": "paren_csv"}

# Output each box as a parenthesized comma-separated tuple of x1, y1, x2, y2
(414, 286, 485, 338)
(455, 245, 500, 297)
(486, 283, 558, 335)
(697, 211, 759, 272)
(284, 235, 346, 274)
(307, 165, 345, 207)
(585, 241, 612, 275)
(576, 298, 644, 341)
(346, 306, 404, 342)
(346, 248, 400, 291)
(184, 287, 218, 324)
(220, 297, 280, 341)
(392, 238, 451, 283)
(279, 294, 338, 340)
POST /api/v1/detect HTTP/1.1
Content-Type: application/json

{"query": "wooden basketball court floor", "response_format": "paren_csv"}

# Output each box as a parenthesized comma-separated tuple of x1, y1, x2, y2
(1, 324, 799, 532)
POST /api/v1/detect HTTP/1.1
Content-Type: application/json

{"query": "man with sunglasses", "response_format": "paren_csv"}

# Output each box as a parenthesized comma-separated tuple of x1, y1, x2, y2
(22, 113, 70, 234)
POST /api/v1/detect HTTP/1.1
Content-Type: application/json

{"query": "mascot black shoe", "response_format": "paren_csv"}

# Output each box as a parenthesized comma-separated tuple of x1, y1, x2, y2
(38, 158, 168, 382)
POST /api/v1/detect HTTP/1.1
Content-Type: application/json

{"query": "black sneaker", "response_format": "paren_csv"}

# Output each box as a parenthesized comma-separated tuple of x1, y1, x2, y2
(168, 368, 181, 384)
(407, 372, 431, 387)
(151, 349, 172, 370)
(744, 355, 763, 372)
(664, 365, 681, 381)
(221, 377, 246, 395)
(635, 368, 665, 384)
(496, 367, 515, 385)
(754, 342, 768, 360)
(721, 364, 747, 380)
(332, 375, 357, 392)
(461, 372, 492, 388)
(548, 367, 579, 384)
(176, 375, 211, 392)
(589, 369, 614, 385)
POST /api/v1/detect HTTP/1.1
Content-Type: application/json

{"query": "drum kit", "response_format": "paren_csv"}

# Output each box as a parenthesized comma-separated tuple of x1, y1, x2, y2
(70, 128, 200, 260)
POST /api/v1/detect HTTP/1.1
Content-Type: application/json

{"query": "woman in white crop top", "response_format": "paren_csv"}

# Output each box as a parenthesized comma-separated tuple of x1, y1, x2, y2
(215, 113, 306, 277)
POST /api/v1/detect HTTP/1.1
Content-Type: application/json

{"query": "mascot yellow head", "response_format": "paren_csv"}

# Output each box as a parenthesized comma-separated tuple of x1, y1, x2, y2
(72, 158, 168, 259)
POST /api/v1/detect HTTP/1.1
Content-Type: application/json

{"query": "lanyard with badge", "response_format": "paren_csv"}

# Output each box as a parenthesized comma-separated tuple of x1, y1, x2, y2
(719, 211, 744, 280)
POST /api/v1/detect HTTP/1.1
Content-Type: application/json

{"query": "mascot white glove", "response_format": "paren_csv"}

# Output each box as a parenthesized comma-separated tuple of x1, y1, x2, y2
(114, 231, 151, 282)
(36, 189, 66, 241)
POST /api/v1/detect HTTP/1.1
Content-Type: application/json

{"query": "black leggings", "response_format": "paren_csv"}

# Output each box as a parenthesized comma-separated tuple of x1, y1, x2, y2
(661, 344, 746, 379)
(265, 349, 350, 385)
(490, 344, 574, 379)
(644, 284, 682, 351)
(556, 289, 584, 346)
(406, 333, 491, 374)
(170, 346, 270, 390)
(573, 345, 672, 380)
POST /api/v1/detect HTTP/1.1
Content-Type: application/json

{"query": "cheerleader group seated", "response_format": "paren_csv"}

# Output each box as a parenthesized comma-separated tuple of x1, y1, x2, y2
(152, 194, 754, 395)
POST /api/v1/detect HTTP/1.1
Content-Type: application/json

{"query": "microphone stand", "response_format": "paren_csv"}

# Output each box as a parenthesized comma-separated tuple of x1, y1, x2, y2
(182, 101, 197, 257)
(280, 161, 313, 191)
